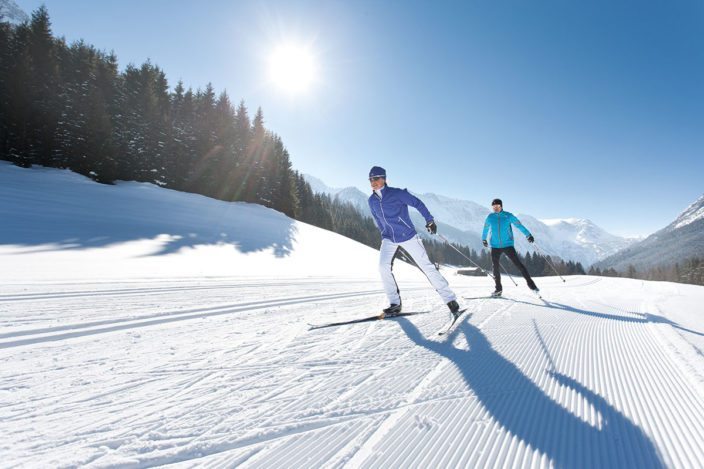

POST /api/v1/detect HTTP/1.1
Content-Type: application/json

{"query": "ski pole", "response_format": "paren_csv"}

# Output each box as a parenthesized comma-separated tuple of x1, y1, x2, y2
(532, 243, 566, 282)
(481, 243, 518, 286)
(496, 254, 518, 286)
(436, 233, 495, 279)
(532, 242, 565, 281)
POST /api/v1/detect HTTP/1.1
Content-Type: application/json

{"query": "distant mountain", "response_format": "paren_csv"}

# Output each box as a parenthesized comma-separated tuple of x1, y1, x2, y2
(304, 175, 370, 214)
(538, 218, 640, 263)
(596, 194, 704, 271)
(0, 0, 29, 24)
(303, 174, 638, 266)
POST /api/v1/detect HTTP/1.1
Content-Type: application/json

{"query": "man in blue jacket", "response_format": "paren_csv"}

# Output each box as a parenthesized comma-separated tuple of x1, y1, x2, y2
(482, 198, 539, 297)
(367, 166, 460, 317)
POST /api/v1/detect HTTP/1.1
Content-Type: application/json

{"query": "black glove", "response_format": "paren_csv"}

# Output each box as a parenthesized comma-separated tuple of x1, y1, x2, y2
(425, 220, 437, 235)
(482, 240, 488, 248)
(527, 235, 535, 243)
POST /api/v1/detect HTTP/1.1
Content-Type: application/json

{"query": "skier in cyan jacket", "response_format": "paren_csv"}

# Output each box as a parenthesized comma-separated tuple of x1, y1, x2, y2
(482, 198, 539, 297)
(367, 166, 460, 317)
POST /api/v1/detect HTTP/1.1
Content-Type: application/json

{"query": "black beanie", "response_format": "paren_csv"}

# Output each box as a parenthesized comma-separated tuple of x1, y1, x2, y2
(491, 198, 503, 206)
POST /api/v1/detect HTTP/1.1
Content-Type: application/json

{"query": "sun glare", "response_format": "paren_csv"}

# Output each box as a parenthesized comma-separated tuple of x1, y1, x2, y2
(268, 44, 317, 94)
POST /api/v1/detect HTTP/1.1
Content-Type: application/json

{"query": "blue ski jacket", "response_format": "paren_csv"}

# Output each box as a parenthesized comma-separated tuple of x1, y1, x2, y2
(368, 186, 433, 243)
(482, 210, 532, 248)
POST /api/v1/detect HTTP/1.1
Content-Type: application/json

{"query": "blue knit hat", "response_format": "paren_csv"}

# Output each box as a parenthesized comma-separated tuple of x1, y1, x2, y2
(369, 166, 386, 178)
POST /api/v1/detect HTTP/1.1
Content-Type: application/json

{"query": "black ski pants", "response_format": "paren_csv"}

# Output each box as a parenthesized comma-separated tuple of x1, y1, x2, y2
(491, 246, 537, 291)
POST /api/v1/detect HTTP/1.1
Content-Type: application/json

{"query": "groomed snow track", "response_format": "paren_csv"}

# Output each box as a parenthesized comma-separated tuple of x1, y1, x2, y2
(2, 276, 704, 468)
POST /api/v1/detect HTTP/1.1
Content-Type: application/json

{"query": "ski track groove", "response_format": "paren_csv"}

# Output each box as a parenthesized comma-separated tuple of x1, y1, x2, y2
(0, 279, 376, 302)
(350, 298, 515, 467)
(0, 289, 386, 349)
(584, 289, 704, 467)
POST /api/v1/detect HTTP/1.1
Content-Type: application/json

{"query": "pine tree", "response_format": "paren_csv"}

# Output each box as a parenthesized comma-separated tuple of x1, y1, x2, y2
(626, 264, 637, 279)
(210, 90, 237, 200)
(27, 6, 60, 166)
(0, 21, 14, 157)
(3, 20, 33, 166)
(268, 136, 298, 218)
(248, 107, 267, 204)
(169, 83, 197, 190)
(183, 83, 217, 193)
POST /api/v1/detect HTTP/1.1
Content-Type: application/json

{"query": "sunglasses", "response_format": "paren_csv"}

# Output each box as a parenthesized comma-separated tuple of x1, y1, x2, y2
(369, 176, 384, 182)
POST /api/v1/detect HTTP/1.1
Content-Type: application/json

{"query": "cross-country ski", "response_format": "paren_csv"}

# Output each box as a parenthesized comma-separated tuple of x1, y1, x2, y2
(308, 311, 429, 329)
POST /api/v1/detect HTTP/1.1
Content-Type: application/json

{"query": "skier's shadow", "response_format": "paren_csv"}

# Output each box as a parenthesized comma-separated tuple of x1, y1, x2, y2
(397, 317, 664, 468)
(509, 298, 704, 337)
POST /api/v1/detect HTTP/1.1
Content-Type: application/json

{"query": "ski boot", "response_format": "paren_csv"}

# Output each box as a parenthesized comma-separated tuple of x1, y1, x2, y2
(491, 289, 502, 298)
(447, 300, 461, 319)
(380, 303, 402, 319)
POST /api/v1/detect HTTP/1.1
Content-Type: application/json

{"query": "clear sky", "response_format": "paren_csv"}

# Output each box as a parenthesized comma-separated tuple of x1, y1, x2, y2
(15, 0, 704, 237)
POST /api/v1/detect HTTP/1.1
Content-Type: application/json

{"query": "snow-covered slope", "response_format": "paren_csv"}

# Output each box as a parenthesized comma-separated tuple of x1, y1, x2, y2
(3, 163, 704, 468)
(303, 174, 637, 266)
(596, 193, 704, 271)
(0, 162, 422, 282)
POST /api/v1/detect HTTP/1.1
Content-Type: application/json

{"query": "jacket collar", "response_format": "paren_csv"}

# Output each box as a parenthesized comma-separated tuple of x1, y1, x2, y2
(373, 184, 387, 198)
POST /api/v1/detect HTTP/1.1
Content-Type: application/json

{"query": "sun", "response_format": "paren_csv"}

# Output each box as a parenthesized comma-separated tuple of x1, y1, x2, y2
(268, 44, 317, 94)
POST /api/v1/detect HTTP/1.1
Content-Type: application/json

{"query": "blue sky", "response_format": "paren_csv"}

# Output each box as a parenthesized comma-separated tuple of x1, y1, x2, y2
(16, 0, 704, 237)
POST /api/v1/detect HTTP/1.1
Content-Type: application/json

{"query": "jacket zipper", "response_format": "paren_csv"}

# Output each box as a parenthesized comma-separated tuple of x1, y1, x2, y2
(497, 213, 503, 247)
(376, 194, 395, 242)
(398, 217, 413, 231)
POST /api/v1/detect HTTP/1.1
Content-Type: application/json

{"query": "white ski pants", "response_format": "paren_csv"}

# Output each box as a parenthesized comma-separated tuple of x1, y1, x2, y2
(379, 235, 456, 305)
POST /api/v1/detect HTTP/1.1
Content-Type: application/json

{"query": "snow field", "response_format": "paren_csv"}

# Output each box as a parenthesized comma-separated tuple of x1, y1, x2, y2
(2, 276, 704, 468)
(2, 163, 704, 467)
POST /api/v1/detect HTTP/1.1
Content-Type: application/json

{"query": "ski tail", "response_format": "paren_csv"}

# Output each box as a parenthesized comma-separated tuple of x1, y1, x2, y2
(438, 309, 468, 336)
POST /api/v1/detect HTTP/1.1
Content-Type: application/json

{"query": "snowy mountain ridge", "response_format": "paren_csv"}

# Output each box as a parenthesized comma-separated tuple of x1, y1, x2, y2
(303, 174, 637, 266)
(535, 217, 643, 257)
(596, 192, 704, 271)
(670, 193, 704, 231)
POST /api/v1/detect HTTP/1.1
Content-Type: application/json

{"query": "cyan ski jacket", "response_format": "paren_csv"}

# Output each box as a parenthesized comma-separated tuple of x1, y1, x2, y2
(368, 186, 433, 243)
(482, 211, 532, 248)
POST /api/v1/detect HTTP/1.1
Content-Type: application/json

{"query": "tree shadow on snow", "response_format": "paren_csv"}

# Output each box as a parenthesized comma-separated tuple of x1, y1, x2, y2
(1, 200, 297, 258)
(397, 317, 665, 468)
